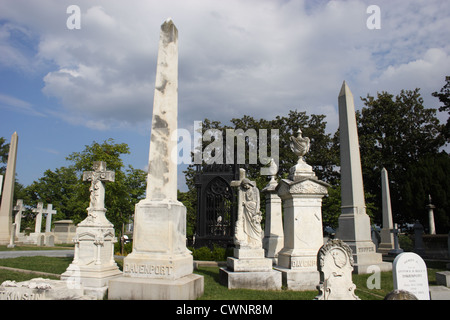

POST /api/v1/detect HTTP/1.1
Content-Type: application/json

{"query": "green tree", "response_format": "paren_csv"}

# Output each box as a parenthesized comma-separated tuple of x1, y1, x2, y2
(357, 88, 446, 226)
(24, 139, 147, 237)
(0, 137, 9, 175)
(432, 76, 450, 142)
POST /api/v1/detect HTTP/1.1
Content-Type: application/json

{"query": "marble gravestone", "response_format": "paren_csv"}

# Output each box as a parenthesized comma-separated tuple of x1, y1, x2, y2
(0, 132, 18, 245)
(315, 239, 359, 300)
(262, 159, 284, 264)
(108, 19, 203, 300)
(335, 82, 391, 274)
(219, 169, 281, 290)
(393, 252, 430, 300)
(378, 168, 395, 254)
(274, 130, 330, 290)
(61, 161, 121, 299)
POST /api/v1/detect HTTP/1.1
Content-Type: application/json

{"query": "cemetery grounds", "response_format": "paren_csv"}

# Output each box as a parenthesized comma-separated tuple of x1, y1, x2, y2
(0, 245, 447, 300)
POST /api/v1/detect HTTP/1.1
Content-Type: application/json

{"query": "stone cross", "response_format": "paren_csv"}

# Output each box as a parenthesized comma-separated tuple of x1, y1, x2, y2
(0, 132, 18, 244)
(32, 202, 44, 233)
(83, 161, 115, 211)
(43, 204, 57, 233)
(388, 223, 404, 256)
(13, 199, 25, 235)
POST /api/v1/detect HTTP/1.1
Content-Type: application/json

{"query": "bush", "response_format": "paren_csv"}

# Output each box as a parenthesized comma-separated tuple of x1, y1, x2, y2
(193, 246, 212, 261)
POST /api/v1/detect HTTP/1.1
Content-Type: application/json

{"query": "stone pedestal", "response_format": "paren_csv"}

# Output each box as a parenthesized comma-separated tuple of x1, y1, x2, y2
(262, 179, 284, 264)
(274, 165, 329, 291)
(60, 222, 122, 299)
(109, 199, 203, 299)
(219, 248, 281, 290)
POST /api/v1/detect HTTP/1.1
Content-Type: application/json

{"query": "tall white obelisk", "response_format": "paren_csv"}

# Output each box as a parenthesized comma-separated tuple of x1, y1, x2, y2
(335, 81, 391, 274)
(0, 132, 18, 245)
(108, 19, 204, 300)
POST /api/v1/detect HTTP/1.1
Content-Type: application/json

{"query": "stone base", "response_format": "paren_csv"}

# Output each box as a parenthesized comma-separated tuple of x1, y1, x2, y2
(429, 286, 450, 300)
(107, 273, 204, 300)
(436, 271, 450, 287)
(227, 257, 273, 272)
(61, 264, 122, 291)
(274, 266, 319, 291)
(219, 268, 282, 290)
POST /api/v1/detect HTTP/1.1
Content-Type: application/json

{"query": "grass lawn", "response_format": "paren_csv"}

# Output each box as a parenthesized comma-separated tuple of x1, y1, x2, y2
(0, 256, 446, 300)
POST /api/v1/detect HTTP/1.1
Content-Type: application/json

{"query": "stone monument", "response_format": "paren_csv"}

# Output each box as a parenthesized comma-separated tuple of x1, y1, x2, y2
(274, 129, 330, 290)
(61, 161, 121, 299)
(335, 81, 391, 274)
(315, 239, 359, 300)
(388, 223, 403, 256)
(426, 195, 436, 235)
(13, 199, 25, 237)
(0, 132, 18, 245)
(378, 168, 395, 254)
(219, 169, 281, 290)
(108, 19, 203, 300)
(262, 159, 284, 264)
(393, 252, 430, 300)
(44, 204, 57, 233)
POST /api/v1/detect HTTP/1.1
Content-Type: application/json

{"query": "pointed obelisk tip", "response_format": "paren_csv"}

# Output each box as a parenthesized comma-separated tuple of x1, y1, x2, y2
(161, 17, 178, 42)
(339, 80, 352, 97)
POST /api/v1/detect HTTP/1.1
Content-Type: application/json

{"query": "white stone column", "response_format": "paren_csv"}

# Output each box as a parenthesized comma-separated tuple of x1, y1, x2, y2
(335, 81, 391, 273)
(378, 168, 395, 254)
(108, 19, 203, 300)
(262, 179, 284, 264)
(0, 132, 18, 244)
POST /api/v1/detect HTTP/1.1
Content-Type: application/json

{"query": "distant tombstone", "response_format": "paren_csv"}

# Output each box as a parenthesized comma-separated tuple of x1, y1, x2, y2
(13, 199, 25, 236)
(388, 223, 404, 256)
(413, 220, 425, 256)
(36, 234, 45, 247)
(393, 252, 430, 300)
(45, 234, 55, 247)
(315, 239, 360, 300)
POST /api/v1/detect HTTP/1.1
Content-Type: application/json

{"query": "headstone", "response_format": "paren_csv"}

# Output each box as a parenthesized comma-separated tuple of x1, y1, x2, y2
(393, 252, 430, 300)
(108, 19, 204, 300)
(388, 223, 403, 256)
(45, 234, 55, 247)
(0, 132, 18, 245)
(315, 239, 359, 300)
(262, 160, 284, 264)
(32, 202, 44, 233)
(274, 130, 330, 290)
(61, 161, 121, 299)
(219, 169, 281, 290)
(426, 195, 436, 235)
(413, 220, 425, 256)
(13, 199, 25, 236)
(378, 168, 395, 254)
(43, 204, 57, 233)
(335, 82, 391, 274)
(36, 234, 45, 247)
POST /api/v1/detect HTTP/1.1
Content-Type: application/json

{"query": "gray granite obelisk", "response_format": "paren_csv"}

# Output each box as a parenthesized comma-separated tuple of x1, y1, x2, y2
(108, 19, 203, 300)
(335, 82, 391, 274)
(378, 168, 395, 254)
(0, 132, 18, 245)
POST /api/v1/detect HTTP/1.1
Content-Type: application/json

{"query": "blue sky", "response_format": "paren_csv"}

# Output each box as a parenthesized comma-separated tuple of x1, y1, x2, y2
(0, 0, 449, 191)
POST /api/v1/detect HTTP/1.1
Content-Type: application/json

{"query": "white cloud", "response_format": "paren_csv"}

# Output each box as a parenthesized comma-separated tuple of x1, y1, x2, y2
(0, 0, 449, 133)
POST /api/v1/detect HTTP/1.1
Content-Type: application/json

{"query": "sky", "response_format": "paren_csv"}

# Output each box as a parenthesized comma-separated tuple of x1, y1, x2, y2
(0, 0, 449, 192)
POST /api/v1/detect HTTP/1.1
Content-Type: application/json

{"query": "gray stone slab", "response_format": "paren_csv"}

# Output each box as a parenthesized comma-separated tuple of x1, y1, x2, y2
(219, 268, 282, 290)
